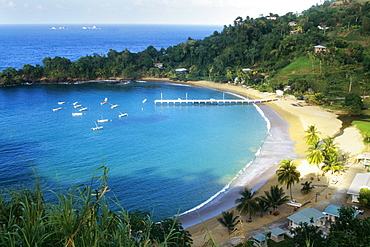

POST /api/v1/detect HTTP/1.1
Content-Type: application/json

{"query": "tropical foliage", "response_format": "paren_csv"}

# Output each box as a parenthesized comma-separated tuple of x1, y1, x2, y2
(301, 181, 314, 194)
(305, 126, 344, 174)
(358, 188, 370, 207)
(217, 211, 239, 235)
(276, 159, 301, 199)
(260, 185, 289, 214)
(0, 167, 193, 247)
(235, 188, 258, 221)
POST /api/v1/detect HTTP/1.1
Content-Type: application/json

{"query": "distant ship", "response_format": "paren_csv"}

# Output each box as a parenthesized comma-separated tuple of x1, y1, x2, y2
(51, 26, 67, 30)
(82, 25, 101, 29)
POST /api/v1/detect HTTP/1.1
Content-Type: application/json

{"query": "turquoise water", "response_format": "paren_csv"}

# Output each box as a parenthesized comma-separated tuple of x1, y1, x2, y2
(0, 81, 268, 220)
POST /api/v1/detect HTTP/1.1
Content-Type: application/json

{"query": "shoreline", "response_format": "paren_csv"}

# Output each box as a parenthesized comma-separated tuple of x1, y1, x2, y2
(143, 78, 366, 246)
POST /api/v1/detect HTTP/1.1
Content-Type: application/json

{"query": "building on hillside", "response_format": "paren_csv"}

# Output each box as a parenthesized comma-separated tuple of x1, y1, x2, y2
(153, 63, 163, 68)
(289, 21, 298, 27)
(314, 45, 327, 53)
(266, 16, 277, 20)
(347, 173, 370, 203)
(175, 68, 187, 73)
(290, 30, 302, 35)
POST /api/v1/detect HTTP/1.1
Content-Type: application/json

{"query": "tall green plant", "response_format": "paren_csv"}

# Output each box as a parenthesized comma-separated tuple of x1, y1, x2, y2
(276, 159, 301, 199)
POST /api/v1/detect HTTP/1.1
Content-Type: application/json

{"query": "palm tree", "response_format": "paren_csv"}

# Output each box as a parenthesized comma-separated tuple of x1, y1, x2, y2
(261, 185, 289, 213)
(306, 142, 325, 167)
(321, 155, 344, 174)
(322, 136, 338, 159)
(304, 125, 321, 146)
(301, 181, 314, 194)
(217, 211, 239, 235)
(235, 188, 258, 222)
(255, 197, 270, 218)
(276, 159, 301, 199)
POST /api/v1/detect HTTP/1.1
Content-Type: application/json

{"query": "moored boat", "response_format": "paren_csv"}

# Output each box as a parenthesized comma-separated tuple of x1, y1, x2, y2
(52, 107, 62, 111)
(118, 112, 128, 118)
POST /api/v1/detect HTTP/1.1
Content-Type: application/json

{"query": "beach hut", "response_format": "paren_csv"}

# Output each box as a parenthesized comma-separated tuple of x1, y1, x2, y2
(269, 227, 286, 242)
(251, 233, 269, 246)
(323, 204, 359, 224)
(323, 204, 341, 224)
(356, 153, 370, 168)
(347, 173, 370, 203)
(287, 208, 327, 229)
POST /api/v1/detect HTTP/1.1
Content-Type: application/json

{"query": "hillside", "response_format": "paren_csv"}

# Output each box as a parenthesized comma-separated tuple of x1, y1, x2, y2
(1, 0, 370, 109)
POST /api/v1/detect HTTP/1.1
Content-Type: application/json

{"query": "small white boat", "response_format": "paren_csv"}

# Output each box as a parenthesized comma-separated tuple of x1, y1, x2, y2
(104, 97, 108, 102)
(118, 112, 128, 118)
(72, 112, 83, 116)
(52, 107, 62, 111)
(91, 122, 103, 130)
(57, 101, 65, 105)
(74, 104, 82, 108)
(97, 116, 109, 123)
(79, 107, 88, 112)
(142, 98, 147, 103)
(110, 104, 119, 109)
(72, 102, 78, 105)
(100, 101, 106, 105)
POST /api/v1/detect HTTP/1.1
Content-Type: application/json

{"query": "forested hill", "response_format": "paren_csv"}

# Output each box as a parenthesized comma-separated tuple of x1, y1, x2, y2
(1, 0, 370, 101)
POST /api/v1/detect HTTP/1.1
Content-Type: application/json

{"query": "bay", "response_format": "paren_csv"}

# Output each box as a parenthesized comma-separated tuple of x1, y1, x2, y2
(0, 81, 268, 221)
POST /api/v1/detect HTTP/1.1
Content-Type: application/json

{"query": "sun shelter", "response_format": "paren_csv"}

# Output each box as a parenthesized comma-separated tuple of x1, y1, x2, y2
(251, 233, 269, 246)
(356, 153, 370, 168)
(269, 227, 286, 242)
(347, 173, 370, 203)
(287, 208, 327, 229)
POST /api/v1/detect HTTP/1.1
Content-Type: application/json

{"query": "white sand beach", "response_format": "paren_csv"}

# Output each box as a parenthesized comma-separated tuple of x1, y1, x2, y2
(144, 78, 367, 246)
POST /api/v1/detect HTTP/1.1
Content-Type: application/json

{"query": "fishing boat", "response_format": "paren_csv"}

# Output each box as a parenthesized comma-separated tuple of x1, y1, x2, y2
(97, 116, 109, 123)
(79, 107, 88, 111)
(91, 122, 103, 130)
(142, 98, 147, 103)
(74, 104, 82, 108)
(118, 112, 128, 118)
(57, 101, 65, 105)
(110, 104, 119, 109)
(52, 107, 62, 111)
(72, 112, 83, 116)
(100, 98, 108, 105)
(72, 102, 78, 105)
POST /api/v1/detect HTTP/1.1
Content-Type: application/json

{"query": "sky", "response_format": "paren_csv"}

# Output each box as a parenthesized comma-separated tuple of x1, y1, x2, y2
(0, 0, 321, 25)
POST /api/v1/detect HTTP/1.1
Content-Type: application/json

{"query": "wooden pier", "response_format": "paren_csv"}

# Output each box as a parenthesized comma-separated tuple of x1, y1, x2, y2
(154, 98, 278, 105)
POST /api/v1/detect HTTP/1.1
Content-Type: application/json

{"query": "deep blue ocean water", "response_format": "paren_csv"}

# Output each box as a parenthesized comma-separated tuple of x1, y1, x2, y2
(0, 24, 297, 223)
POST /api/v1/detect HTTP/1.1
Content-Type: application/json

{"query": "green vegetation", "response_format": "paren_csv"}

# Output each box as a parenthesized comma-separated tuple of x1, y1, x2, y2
(234, 185, 289, 221)
(305, 125, 345, 174)
(0, 166, 192, 246)
(217, 211, 239, 235)
(276, 159, 301, 199)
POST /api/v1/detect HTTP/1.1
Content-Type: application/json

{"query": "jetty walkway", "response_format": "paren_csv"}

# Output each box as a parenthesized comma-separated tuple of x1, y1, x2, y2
(154, 98, 278, 105)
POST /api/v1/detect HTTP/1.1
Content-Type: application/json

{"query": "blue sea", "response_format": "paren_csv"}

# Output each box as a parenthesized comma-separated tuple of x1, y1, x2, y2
(0, 24, 298, 225)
